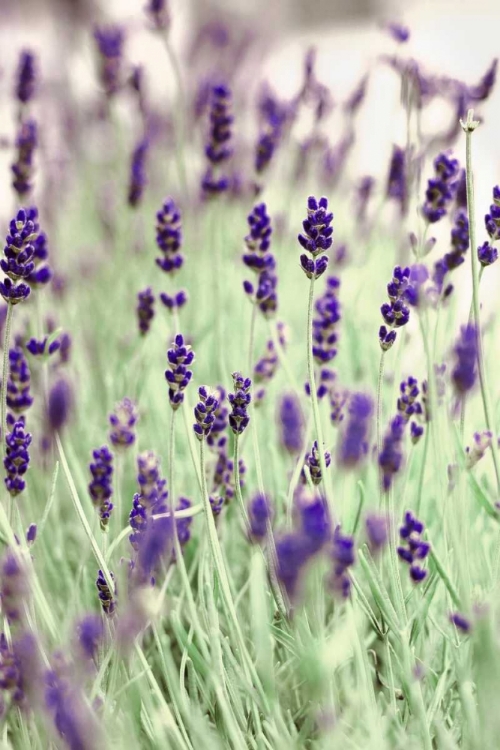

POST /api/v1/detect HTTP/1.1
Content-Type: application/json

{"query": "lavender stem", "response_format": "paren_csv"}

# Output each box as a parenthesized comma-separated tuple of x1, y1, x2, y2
(1, 302, 13, 454)
(461, 109, 500, 493)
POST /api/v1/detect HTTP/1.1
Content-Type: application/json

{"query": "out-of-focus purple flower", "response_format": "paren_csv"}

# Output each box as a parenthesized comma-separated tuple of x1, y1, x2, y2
(452, 324, 478, 396)
(26, 335, 60, 357)
(202, 84, 234, 197)
(128, 140, 148, 208)
(404, 264, 429, 307)
(210, 494, 224, 516)
(385, 22, 410, 43)
(11, 120, 37, 197)
(145, 0, 170, 31)
(422, 152, 460, 224)
(337, 393, 373, 467)
(467, 58, 497, 102)
(478, 241, 498, 267)
(421, 363, 446, 421)
(47, 379, 72, 433)
(355, 176, 375, 223)
(0, 632, 24, 707)
(365, 514, 388, 555)
(96, 569, 116, 616)
(397, 510, 430, 583)
(1, 207, 41, 305)
(93, 25, 125, 98)
(277, 392, 304, 455)
(305, 366, 336, 400)
(296, 492, 331, 554)
(432, 210, 469, 296)
(330, 387, 348, 425)
(253, 324, 287, 404)
(88, 446, 114, 531)
(26, 524, 37, 545)
(329, 527, 355, 598)
(379, 415, 406, 491)
(45, 664, 104, 749)
(465, 430, 493, 469)
(135, 450, 168, 512)
(165, 334, 194, 410)
(228, 372, 251, 435)
(4, 421, 31, 497)
(379, 326, 397, 352)
(275, 532, 311, 600)
(155, 197, 183, 275)
(248, 493, 272, 542)
(160, 290, 188, 312)
(0, 549, 30, 624)
(411, 421, 424, 444)
(76, 614, 104, 662)
(193, 386, 219, 440)
(449, 612, 471, 633)
(302, 441, 331, 485)
(386, 145, 408, 215)
(321, 133, 355, 188)
(298, 196, 333, 281)
(344, 75, 368, 115)
(175, 497, 192, 546)
(312, 276, 341, 364)
(242, 204, 279, 315)
(137, 288, 155, 335)
(109, 397, 138, 448)
(16, 51, 36, 105)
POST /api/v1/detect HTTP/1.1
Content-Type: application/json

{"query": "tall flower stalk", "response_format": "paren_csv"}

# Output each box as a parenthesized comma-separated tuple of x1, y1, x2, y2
(460, 109, 500, 493)
(298, 197, 333, 509)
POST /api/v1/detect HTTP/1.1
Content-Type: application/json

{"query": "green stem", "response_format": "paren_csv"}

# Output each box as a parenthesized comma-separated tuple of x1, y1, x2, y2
(376, 351, 385, 501)
(306, 277, 332, 512)
(462, 110, 500, 495)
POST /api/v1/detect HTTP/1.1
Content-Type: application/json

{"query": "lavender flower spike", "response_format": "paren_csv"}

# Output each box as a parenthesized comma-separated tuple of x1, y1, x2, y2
(88, 446, 114, 530)
(298, 196, 333, 280)
(379, 415, 406, 491)
(145, 0, 170, 31)
(277, 392, 304, 455)
(248, 493, 273, 543)
(93, 25, 125, 98)
(397, 510, 430, 583)
(0, 207, 41, 305)
(137, 288, 155, 335)
(109, 397, 139, 448)
(202, 84, 234, 197)
(16, 50, 36, 105)
(96, 569, 117, 616)
(193, 386, 220, 440)
(337, 393, 373, 467)
(451, 324, 478, 397)
(165, 334, 194, 410)
(4, 421, 32, 497)
(228, 372, 251, 435)
(11, 120, 38, 197)
(155, 197, 184, 275)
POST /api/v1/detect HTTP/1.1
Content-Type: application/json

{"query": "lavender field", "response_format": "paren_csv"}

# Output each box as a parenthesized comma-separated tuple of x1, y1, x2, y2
(0, 2, 499, 748)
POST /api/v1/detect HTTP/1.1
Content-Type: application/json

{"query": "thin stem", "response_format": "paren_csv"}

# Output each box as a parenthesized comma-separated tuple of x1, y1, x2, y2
(463, 110, 500, 494)
(1, 302, 13, 451)
(247, 304, 265, 496)
(169, 409, 210, 661)
(162, 35, 188, 198)
(306, 277, 332, 512)
(376, 351, 385, 501)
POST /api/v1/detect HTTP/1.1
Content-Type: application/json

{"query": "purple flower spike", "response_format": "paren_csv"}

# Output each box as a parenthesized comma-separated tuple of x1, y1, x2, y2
(1, 207, 44, 304)
(137, 288, 155, 336)
(47, 379, 72, 433)
(128, 139, 149, 207)
(155, 198, 184, 275)
(422, 152, 460, 224)
(329, 526, 355, 598)
(165, 334, 194, 410)
(386, 145, 408, 215)
(379, 415, 406, 491)
(365, 514, 388, 555)
(302, 440, 331, 485)
(160, 290, 188, 311)
(337, 392, 373, 468)
(16, 50, 36, 105)
(478, 241, 498, 267)
(452, 324, 478, 396)
(202, 84, 234, 197)
(277, 392, 304, 455)
(4, 421, 32, 497)
(11, 119, 38, 197)
(88, 446, 114, 531)
(7, 347, 33, 417)
(312, 276, 341, 365)
(243, 204, 278, 315)
(93, 25, 125, 98)
(77, 614, 104, 661)
(379, 325, 397, 351)
(145, 0, 170, 31)
(228, 372, 251, 435)
(450, 612, 471, 633)
(96, 569, 116, 616)
(397, 510, 429, 583)
(298, 196, 334, 258)
(109, 397, 139, 448)
(275, 533, 311, 600)
(248, 493, 273, 542)
(193, 386, 220, 441)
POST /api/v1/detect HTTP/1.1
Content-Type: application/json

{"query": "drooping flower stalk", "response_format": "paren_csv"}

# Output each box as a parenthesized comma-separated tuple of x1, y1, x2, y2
(460, 109, 500, 494)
